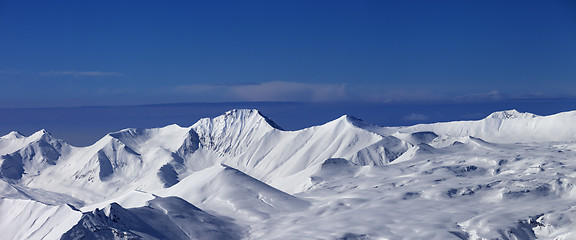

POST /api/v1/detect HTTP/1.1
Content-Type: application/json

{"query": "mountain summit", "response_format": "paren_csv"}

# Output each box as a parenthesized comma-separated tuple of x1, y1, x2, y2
(486, 109, 538, 119)
(1, 109, 576, 239)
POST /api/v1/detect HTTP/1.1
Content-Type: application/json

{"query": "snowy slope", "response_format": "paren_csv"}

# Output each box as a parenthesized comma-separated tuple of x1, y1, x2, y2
(159, 164, 310, 221)
(0, 198, 81, 239)
(0, 130, 70, 180)
(212, 114, 411, 193)
(0, 109, 410, 199)
(388, 109, 576, 143)
(1, 109, 576, 239)
(62, 197, 245, 240)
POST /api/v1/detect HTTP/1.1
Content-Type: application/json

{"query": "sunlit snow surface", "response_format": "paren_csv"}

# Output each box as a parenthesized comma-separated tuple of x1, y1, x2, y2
(1, 109, 576, 239)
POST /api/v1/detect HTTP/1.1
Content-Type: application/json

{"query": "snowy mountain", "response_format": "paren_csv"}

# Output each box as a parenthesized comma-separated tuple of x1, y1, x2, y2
(1, 109, 576, 239)
(387, 109, 576, 143)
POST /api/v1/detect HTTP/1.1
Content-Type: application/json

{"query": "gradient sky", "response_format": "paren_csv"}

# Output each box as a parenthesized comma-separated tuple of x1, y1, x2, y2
(1, 0, 575, 107)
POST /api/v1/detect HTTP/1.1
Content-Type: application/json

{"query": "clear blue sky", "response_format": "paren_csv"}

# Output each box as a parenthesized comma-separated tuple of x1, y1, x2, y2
(1, 0, 575, 107)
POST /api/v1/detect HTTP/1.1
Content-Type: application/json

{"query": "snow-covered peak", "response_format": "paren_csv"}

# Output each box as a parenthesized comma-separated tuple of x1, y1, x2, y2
(3, 109, 576, 239)
(191, 109, 283, 156)
(393, 110, 576, 143)
(486, 109, 538, 119)
(33, 129, 48, 134)
(334, 115, 358, 124)
(1, 131, 25, 140)
(324, 115, 372, 130)
(108, 124, 185, 138)
(106, 124, 191, 153)
(317, 115, 392, 142)
(212, 109, 283, 130)
(0, 129, 66, 156)
(15, 129, 62, 145)
(343, 115, 375, 129)
(0, 129, 61, 144)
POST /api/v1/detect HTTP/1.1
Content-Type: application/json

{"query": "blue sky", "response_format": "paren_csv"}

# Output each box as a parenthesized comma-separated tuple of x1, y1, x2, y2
(1, 0, 575, 107)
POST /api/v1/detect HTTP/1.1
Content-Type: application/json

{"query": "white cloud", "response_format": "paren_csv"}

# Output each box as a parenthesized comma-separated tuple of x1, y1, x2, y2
(361, 89, 445, 103)
(230, 81, 347, 102)
(453, 90, 501, 102)
(41, 71, 124, 77)
(173, 82, 525, 104)
(402, 113, 429, 121)
(175, 81, 348, 102)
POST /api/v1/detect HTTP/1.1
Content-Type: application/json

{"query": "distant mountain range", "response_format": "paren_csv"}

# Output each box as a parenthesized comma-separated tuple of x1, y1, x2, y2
(1, 109, 575, 239)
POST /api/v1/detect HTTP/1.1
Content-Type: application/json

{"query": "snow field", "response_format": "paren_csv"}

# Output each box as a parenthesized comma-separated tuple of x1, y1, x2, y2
(1, 109, 576, 239)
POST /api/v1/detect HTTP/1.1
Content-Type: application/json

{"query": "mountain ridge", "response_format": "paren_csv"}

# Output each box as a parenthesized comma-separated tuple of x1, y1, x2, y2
(2, 109, 576, 239)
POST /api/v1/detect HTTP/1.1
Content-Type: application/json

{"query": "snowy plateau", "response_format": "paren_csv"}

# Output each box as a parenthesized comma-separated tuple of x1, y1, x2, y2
(1, 109, 576, 240)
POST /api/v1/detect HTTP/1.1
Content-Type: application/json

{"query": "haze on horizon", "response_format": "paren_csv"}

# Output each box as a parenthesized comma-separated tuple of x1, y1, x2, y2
(1, 0, 575, 108)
